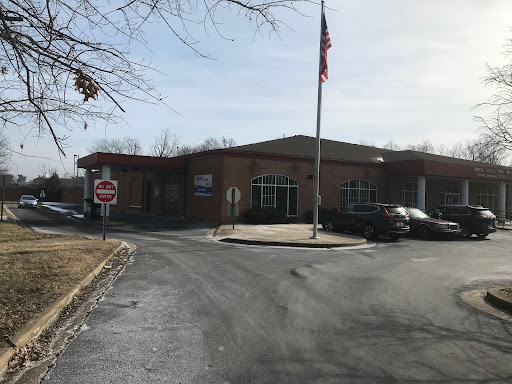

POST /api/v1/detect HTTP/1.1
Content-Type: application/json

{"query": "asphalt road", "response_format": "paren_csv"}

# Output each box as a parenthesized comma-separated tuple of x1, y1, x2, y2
(9, 206, 512, 383)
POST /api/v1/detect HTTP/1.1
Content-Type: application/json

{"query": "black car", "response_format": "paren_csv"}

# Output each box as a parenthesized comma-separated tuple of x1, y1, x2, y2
(322, 203, 410, 241)
(405, 207, 460, 238)
(428, 205, 497, 239)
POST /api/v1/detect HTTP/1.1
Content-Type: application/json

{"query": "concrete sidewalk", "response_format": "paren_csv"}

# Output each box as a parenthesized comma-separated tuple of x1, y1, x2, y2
(213, 224, 367, 248)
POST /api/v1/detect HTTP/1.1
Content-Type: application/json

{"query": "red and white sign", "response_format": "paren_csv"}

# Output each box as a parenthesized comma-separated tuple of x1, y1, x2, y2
(94, 179, 118, 204)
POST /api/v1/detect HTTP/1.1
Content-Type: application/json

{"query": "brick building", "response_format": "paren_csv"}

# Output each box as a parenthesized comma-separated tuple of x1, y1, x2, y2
(77, 135, 512, 223)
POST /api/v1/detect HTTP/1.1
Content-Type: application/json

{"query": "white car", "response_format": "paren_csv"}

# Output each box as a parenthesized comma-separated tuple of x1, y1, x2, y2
(18, 195, 38, 208)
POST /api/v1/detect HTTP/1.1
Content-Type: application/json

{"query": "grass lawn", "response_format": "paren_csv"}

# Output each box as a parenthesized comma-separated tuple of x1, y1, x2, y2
(0, 221, 121, 347)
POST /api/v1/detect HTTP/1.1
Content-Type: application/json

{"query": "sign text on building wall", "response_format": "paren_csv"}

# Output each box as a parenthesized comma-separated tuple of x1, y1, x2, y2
(473, 167, 512, 181)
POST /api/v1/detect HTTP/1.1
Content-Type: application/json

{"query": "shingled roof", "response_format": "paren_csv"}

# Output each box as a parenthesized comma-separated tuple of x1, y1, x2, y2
(228, 135, 507, 168)
(229, 135, 394, 163)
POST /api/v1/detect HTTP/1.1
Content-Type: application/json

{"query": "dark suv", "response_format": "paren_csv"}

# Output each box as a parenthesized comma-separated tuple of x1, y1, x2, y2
(428, 205, 497, 239)
(322, 203, 410, 241)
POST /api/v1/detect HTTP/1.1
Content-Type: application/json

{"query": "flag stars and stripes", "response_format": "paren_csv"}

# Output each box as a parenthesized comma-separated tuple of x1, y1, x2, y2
(320, 13, 332, 83)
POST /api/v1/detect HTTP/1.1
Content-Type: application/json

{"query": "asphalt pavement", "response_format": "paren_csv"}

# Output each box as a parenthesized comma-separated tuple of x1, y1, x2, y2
(6, 206, 512, 383)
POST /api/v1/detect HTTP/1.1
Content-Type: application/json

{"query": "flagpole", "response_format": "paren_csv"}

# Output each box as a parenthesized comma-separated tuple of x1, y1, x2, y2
(311, 0, 325, 239)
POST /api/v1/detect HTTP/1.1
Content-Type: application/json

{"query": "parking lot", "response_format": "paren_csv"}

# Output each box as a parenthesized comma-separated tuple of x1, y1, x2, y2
(6, 205, 512, 383)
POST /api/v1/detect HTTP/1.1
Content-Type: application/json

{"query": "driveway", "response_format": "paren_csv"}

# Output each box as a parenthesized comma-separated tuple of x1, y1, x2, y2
(8, 206, 512, 383)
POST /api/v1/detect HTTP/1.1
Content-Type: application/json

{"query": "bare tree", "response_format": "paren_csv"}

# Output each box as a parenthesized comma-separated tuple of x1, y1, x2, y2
(123, 137, 144, 156)
(221, 137, 237, 148)
(356, 140, 375, 147)
(88, 138, 128, 154)
(198, 137, 222, 152)
(405, 140, 435, 154)
(0, 128, 9, 172)
(461, 138, 507, 165)
(176, 143, 197, 156)
(37, 164, 59, 178)
(382, 140, 401, 151)
(0, 1, 308, 156)
(150, 129, 180, 157)
(382, 137, 508, 165)
(177, 136, 237, 155)
(435, 144, 449, 156)
(88, 137, 143, 155)
(476, 35, 512, 152)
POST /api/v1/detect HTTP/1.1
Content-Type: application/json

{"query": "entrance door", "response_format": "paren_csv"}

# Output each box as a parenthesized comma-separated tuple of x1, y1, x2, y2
(444, 192, 460, 205)
(441, 185, 461, 205)
(145, 181, 152, 212)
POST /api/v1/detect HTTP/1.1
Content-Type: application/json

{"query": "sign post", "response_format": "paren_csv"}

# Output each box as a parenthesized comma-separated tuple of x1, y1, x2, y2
(94, 180, 118, 241)
(231, 188, 235, 229)
(226, 187, 241, 229)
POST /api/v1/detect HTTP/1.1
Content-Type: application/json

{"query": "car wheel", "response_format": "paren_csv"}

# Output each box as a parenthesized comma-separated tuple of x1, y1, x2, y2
(363, 225, 376, 240)
(389, 233, 401, 242)
(477, 233, 489, 239)
(323, 220, 334, 232)
(459, 226, 471, 238)
(418, 225, 431, 238)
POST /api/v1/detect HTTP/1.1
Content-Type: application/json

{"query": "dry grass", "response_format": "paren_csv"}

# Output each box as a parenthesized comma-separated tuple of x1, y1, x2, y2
(0, 222, 61, 242)
(0, 221, 121, 346)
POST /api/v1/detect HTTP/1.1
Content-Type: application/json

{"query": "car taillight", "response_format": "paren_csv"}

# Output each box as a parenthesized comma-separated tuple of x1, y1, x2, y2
(476, 215, 489, 219)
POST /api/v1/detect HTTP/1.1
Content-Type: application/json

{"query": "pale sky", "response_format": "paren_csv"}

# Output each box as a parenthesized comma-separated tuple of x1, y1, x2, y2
(6, 0, 512, 180)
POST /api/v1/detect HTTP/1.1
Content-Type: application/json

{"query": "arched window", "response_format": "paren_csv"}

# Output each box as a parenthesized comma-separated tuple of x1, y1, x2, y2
(251, 175, 299, 216)
(398, 182, 418, 207)
(440, 185, 460, 205)
(340, 179, 377, 207)
(476, 187, 498, 213)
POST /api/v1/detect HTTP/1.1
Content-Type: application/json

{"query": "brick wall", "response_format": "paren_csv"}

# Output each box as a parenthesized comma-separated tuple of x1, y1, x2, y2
(320, 161, 387, 210)
(185, 155, 224, 222)
(92, 170, 186, 216)
(213, 155, 387, 223)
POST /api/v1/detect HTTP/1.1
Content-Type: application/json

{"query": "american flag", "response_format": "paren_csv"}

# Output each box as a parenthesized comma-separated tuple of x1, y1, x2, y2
(320, 13, 332, 83)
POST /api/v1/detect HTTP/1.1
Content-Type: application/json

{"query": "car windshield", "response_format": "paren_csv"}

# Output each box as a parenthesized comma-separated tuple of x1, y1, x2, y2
(406, 208, 429, 219)
(21, 195, 36, 200)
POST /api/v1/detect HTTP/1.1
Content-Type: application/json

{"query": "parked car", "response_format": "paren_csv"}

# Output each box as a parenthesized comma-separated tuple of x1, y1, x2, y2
(322, 203, 410, 241)
(405, 207, 460, 238)
(428, 205, 497, 239)
(18, 195, 38, 208)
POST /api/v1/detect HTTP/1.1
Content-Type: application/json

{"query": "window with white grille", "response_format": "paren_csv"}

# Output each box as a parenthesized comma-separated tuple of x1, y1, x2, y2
(340, 179, 377, 208)
(251, 175, 298, 216)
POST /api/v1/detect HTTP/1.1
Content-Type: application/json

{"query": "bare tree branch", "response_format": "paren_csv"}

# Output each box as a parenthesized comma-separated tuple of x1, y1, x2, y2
(150, 128, 180, 157)
(476, 33, 512, 161)
(88, 136, 143, 155)
(0, 0, 310, 156)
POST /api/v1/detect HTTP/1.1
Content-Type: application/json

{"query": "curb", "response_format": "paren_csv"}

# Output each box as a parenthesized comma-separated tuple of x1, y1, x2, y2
(38, 205, 125, 228)
(485, 287, 512, 314)
(0, 241, 126, 378)
(219, 237, 366, 248)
